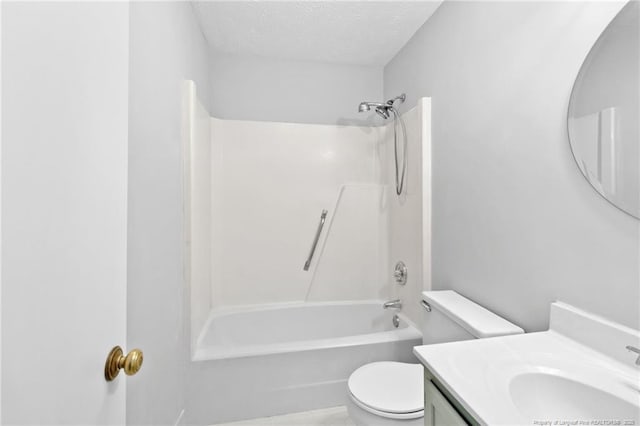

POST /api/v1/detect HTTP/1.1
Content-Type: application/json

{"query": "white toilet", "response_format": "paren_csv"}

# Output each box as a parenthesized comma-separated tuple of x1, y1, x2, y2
(346, 290, 524, 426)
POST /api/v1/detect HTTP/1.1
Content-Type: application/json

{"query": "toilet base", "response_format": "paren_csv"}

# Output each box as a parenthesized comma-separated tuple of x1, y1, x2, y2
(346, 396, 423, 426)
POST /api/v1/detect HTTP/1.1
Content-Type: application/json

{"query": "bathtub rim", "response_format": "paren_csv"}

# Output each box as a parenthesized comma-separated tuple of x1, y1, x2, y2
(193, 299, 422, 362)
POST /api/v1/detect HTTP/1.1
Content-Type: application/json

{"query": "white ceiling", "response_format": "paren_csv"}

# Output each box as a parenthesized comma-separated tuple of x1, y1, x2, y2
(192, 1, 443, 67)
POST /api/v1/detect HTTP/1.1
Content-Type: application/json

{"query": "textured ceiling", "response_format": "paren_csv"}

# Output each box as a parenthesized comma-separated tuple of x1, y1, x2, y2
(192, 1, 443, 66)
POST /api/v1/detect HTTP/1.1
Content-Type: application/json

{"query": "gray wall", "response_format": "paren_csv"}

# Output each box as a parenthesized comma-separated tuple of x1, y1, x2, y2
(210, 51, 382, 125)
(384, 1, 639, 332)
(128, 2, 211, 424)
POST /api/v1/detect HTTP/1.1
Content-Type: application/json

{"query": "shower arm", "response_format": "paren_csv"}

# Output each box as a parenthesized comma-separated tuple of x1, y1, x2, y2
(387, 94, 406, 106)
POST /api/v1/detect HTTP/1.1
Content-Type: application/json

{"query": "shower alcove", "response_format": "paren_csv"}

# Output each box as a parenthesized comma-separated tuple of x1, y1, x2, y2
(182, 80, 432, 425)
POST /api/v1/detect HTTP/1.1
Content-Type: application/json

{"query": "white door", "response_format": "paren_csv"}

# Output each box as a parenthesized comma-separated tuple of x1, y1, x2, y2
(2, 2, 130, 424)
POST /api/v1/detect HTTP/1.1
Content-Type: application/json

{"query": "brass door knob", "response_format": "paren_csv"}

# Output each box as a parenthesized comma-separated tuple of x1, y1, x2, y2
(104, 346, 143, 381)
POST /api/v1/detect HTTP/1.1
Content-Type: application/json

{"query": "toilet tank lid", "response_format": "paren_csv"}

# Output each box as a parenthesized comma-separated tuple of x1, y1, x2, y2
(422, 291, 524, 338)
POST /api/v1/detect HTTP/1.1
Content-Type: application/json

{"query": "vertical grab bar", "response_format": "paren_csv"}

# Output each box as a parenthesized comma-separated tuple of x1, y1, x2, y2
(303, 209, 328, 271)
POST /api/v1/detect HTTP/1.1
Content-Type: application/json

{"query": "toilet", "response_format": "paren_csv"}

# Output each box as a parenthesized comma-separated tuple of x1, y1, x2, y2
(346, 290, 524, 426)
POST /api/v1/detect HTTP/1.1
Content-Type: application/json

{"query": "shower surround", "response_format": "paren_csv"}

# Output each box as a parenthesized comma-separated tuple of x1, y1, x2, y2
(183, 81, 431, 424)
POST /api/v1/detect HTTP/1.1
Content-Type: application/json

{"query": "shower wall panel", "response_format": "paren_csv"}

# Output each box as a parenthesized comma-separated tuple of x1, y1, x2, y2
(383, 99, 432, 327)
(210, 119, 386, 307)
(184, 81, 212, 352)
(306, 184, 389, 302)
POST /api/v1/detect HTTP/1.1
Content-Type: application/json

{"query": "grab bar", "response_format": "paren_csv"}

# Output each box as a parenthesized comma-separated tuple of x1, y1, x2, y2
(303, 209, 328, 271)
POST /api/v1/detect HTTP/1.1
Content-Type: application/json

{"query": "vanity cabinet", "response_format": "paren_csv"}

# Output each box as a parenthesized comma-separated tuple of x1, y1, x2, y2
(424, 370, 477, 426)
(424, 381, 467, 426)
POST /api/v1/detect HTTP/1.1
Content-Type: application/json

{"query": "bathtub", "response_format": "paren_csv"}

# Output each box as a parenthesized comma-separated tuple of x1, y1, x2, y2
(194, 300, 421, 360)
(186, 300, 422, 425)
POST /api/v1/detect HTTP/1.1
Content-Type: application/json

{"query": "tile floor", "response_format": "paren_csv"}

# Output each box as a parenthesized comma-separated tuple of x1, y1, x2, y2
(213, 406, 355, 426)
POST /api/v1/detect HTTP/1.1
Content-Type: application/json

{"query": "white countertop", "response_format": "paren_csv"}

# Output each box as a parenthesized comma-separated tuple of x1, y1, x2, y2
(413, 302, 640, 425)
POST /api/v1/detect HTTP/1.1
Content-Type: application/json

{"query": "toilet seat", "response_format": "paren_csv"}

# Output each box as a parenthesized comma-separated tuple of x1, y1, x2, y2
(347, 362, 424, 420)
(349, 393, 423, 420)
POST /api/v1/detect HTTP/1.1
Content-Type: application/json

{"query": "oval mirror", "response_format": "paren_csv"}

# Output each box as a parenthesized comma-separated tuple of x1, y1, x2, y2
(568, 1, 639, 219)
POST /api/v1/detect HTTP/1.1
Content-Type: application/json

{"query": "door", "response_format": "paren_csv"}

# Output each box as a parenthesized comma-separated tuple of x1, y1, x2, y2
(2, 2, 130, 423)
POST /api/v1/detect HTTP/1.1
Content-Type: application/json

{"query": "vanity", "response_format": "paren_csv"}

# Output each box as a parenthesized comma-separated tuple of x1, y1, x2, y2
(414, 301, 640, 425)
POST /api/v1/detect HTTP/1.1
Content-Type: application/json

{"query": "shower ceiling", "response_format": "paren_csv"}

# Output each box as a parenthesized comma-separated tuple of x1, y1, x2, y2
(191, 1, 443, 66)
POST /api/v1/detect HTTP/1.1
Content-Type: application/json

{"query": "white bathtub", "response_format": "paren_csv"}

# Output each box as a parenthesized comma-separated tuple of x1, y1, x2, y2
(194, 300, 421, 360)
(186, 300, 422, 425)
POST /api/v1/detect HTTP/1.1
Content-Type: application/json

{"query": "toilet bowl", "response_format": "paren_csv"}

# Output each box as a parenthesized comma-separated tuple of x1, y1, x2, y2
(347, 361, 423, 426)
(346, 290, 524, 426)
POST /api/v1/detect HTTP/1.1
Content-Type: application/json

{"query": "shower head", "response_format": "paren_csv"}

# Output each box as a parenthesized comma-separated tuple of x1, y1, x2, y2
(357, 94, 408, 197)
(375, 107, 390, 119)
(358, 101, 384, 113)
(357, 94, 405, 119)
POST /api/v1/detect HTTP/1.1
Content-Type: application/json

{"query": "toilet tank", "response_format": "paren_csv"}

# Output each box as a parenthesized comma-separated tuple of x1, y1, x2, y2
(422, 290, 524, 345)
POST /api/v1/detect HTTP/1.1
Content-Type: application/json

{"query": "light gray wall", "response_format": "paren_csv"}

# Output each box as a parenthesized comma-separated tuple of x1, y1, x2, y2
(128, 2, 211, 424)
(209, 51, 382, 125)
(384, 1, 639, 332)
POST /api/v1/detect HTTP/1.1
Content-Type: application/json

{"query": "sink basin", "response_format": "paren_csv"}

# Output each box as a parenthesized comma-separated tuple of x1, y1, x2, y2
(510, 372, 640, 421)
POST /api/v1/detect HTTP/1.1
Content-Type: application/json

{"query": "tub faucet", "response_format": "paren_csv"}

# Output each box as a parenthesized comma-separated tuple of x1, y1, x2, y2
(383, 299, 402, 310)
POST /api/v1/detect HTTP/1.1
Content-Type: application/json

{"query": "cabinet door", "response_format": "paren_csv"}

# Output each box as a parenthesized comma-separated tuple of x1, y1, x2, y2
(425, 381, 468, 426)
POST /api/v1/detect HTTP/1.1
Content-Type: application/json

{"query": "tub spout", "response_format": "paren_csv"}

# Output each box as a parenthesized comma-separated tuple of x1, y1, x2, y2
(383, 299, 402, 310)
